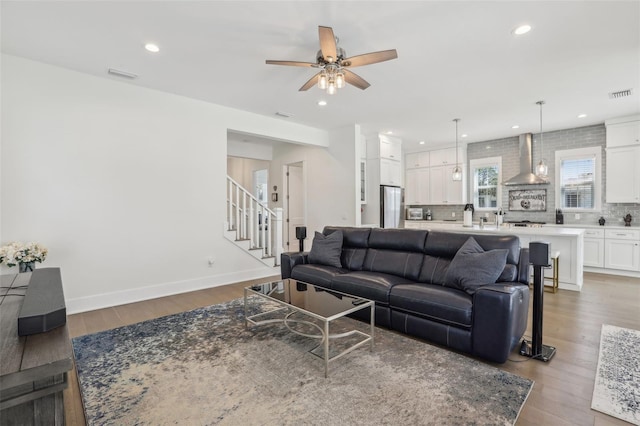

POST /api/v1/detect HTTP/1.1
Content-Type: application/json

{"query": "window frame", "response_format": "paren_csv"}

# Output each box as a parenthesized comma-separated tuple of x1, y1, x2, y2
(554, 146, 602, 212)
(469, 156, 502, 211)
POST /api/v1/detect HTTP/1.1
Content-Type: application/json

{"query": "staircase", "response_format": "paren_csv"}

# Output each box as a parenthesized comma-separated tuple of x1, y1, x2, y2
(225, 176, 283, 267)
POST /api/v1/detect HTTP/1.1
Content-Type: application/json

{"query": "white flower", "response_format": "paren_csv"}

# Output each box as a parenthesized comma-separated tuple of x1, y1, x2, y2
(0, 242, 48, 268)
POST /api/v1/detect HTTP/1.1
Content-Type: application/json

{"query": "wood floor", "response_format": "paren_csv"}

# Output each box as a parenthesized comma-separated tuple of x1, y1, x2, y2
(63, 272, 639, 425)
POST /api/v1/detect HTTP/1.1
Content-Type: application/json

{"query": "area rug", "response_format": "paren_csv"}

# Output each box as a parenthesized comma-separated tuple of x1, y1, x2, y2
(591, 324, 640, 425)
(73, 297, 533, 425)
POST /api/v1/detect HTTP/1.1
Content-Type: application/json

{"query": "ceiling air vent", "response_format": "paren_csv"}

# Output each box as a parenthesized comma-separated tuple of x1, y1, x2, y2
(275, 111, 293, 118)
(609, 88, 633, 99)
(108, 68, 138, 79)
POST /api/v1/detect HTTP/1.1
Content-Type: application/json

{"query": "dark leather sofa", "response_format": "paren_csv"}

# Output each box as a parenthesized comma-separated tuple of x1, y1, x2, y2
(280, 226, 531, 363)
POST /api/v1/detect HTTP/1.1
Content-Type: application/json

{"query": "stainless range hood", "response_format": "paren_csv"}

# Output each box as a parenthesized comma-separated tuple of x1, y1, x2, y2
(503, 133, 549, 185)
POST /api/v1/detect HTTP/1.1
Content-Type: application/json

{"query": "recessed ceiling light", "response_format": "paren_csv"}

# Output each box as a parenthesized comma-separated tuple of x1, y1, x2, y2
(512, 125, 520, 129)
(461, 134, 468, 138)
(386, 131, 393, 135)
(513, 25, 532, 35)
(486, 146, 492, 150)
(317, 100, 327, 106)
(419, 141, 425, 145)
(577, 114, 587, 118)
(144, 43, 160, 53)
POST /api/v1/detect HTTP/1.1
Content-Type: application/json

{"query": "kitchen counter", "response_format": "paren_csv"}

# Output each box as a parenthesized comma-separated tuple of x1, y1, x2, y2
(543, 223, 639, 230)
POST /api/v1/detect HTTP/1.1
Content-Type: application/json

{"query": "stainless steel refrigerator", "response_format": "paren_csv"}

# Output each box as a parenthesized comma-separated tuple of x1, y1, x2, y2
(380, 185, 404, 228)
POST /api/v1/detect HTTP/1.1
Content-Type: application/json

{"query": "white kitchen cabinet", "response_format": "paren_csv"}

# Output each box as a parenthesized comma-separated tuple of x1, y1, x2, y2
(380, 158, 402, 186)
(606, 118, 640, 148)
(406, 152, 430, 169)
(429, 147, 463, 167)
(583, 228, 605, 268)
(380, 136, 402, 161)
(606, 146, 640, 203)
(604, 229, 640, 271)
(405, 168, 430, 205)
(429, 165, 465, 204)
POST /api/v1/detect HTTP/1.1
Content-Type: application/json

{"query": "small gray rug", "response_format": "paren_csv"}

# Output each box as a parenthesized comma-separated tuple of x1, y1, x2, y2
(592, 324, 640, 425)
(73, 297, 533, 425)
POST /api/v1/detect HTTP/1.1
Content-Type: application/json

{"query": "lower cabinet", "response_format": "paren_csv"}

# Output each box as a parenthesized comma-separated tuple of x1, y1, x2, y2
(583, 229, 605, 268)
(604, 230, 640, 271)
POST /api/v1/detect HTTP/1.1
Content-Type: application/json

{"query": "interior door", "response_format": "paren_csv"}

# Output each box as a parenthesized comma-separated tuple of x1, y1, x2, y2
(286, 163, 305, 251)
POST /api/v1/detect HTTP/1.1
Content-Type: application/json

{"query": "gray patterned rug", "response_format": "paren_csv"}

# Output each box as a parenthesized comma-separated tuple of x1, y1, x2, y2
(73, 297, 533, 425)
(591, 324, 640, 425)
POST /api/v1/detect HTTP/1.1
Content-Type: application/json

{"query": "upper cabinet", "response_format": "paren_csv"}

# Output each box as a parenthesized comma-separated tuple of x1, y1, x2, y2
(429, 147, 464, 167)
(606, 115, 640, 203)
(380, 135, 402, 161)
(605, 115, 640, 148)
(405, 146, 466, 205)
(406, 152, 430, 169)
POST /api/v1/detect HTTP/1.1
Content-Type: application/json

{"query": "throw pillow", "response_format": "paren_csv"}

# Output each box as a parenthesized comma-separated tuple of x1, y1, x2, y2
(308, 231, 343, 268)
(444, 236, 509, 295)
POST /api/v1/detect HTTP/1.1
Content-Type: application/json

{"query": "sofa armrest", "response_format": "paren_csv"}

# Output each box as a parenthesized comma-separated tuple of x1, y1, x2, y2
(471, 283, 530, 363)
(280, 251, 309, 279)
(517, 248, 530, 285)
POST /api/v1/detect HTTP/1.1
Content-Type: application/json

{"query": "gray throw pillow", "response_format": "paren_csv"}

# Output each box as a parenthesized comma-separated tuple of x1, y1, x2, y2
(444, 236, 509, 295)
(308, 231, 343, 268)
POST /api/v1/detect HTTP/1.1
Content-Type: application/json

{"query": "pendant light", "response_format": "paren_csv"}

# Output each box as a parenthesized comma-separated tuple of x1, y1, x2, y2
(452, 118, 462, 181)
(535, 100, 548, 178)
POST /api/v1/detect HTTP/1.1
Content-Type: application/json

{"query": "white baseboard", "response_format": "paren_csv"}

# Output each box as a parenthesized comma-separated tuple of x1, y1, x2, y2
(66, 268, 279, 314)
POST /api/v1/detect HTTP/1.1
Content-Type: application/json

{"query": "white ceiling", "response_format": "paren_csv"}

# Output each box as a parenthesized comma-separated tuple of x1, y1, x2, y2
(2, 1, 639, 152)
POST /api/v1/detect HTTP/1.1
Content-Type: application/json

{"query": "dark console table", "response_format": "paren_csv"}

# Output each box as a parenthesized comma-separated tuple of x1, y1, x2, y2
(0, 269, 72, 425)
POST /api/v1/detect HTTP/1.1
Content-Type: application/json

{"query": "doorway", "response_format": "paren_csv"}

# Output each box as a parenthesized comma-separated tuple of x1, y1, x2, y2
(253, 169, 268, 206)
(284, 162, 306, 251)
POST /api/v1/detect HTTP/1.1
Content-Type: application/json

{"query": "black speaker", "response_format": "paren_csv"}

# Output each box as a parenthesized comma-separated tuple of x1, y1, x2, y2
(530, 241, 551, 267)
(295, 226, 307, 240)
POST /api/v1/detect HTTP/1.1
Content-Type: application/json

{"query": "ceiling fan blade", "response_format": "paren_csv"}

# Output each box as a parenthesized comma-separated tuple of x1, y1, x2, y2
(265, 60, 316, 67)
(318, 26, 337, 62)
(299, 72, 321, 91)
(343, 69, 370, 90)
(342, 49, 398, 67)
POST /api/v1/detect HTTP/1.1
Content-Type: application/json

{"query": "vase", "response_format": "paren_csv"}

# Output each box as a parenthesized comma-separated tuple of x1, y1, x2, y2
(19, 262, 35, 273)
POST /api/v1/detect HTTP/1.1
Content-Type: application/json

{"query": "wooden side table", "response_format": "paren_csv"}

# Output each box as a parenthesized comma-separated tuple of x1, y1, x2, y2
(0, 269, 73, 425)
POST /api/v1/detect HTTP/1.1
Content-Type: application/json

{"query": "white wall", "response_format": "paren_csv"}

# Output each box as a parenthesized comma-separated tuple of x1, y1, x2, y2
(1, 54, 330, 313)
(226, 157, 271, 192)
(269, 125, 359, 238)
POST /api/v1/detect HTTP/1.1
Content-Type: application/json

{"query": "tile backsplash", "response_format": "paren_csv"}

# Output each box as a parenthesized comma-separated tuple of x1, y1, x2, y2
(411, 124, 639, 226)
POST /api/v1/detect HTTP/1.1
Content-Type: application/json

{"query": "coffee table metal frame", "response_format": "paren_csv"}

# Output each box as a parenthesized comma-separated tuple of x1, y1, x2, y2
(244, 279, 375, 378)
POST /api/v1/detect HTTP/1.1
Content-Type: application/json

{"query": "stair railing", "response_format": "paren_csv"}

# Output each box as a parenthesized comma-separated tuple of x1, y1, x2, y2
(227, 176, 283, 265)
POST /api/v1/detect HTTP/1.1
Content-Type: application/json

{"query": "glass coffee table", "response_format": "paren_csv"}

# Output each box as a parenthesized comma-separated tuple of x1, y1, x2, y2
(244, 279, 375, 377)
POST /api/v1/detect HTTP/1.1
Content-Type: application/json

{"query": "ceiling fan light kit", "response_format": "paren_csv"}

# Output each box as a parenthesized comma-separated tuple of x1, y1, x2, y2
(266, 25, 398, 94)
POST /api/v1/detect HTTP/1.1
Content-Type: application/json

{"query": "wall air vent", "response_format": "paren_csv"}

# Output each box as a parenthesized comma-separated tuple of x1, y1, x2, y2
(275, 111, 293, 118)
(608, 88, 633, 99)
(108, 68, 138, 79)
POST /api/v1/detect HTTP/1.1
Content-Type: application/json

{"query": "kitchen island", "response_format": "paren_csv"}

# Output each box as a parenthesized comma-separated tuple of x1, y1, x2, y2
(405, 220, 584, 291)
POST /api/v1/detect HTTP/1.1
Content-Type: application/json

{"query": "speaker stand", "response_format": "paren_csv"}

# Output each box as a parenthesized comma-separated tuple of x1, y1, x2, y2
(519, 263, 556, 362)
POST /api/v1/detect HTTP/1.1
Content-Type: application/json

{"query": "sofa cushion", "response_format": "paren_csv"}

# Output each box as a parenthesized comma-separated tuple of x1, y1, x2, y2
(291, 264, 347, 289)
(425, 231, 520, 265)
(444, 237, 509, 295)
(331, 271, 416, 304)
(368, 228, 428, 252)
(417, 255, 452, 285)
(390, 284, 473, 328)
(308, 231, 343, 268)
(362, 249, 424, 281)
(324, 226, 370, 270)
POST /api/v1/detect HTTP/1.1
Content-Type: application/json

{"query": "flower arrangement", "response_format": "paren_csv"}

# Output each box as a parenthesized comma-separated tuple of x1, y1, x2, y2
(0, 242, 49, 268)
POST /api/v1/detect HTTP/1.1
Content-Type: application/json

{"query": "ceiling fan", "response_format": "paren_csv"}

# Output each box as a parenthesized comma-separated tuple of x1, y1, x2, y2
(266, 26, 398, 94)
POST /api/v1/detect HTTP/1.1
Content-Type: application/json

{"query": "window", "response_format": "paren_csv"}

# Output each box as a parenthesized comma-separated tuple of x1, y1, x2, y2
(555, 147, 601, 211)
(470, 157, 502, 210)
